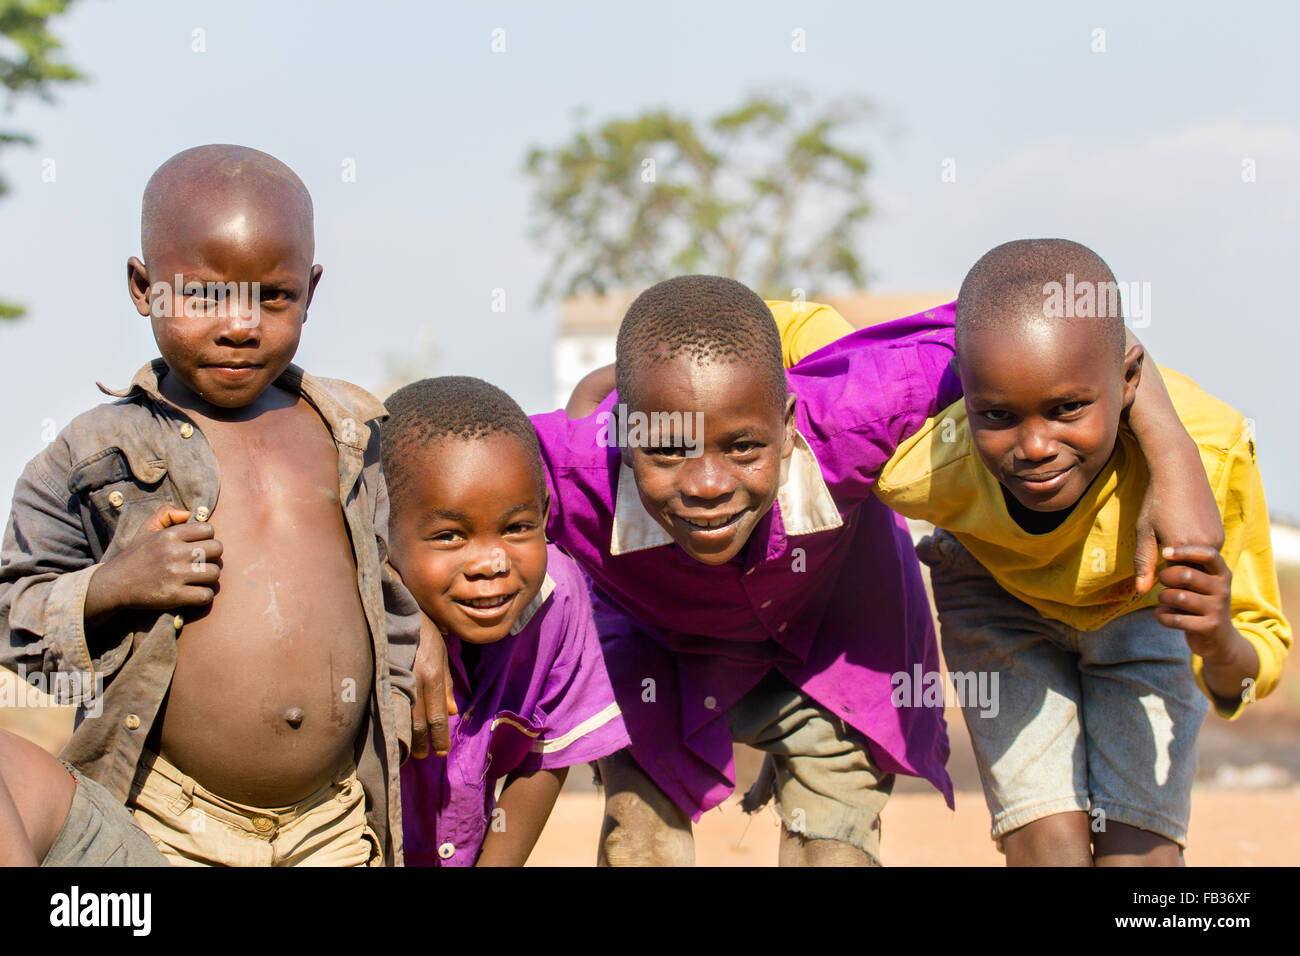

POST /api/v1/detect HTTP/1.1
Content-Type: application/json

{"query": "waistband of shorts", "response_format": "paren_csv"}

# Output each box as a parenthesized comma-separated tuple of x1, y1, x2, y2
(133, 748, 358, 829)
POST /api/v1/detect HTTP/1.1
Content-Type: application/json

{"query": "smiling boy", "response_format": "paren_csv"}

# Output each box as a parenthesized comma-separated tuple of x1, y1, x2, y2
(383, 377, 628, 866)
(0, 145, 419, 866)
(514, 274, 1217, 865)
(875, 239, 1291, 864)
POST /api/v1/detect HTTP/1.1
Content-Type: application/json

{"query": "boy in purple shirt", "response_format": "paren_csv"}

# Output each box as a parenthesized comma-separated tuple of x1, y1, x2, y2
(520, 276, 1220, 866)
(381, 377, 629, 866)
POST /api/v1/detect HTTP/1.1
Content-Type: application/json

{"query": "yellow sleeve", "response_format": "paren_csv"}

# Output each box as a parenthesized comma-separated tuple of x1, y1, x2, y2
(765, 300, 856, 368)
(1191, 426, 1292, 719)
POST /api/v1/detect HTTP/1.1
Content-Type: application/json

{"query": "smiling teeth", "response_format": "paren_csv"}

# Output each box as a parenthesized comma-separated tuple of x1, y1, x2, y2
(685, 515, 734, 529)
(462, 595, 511, 609)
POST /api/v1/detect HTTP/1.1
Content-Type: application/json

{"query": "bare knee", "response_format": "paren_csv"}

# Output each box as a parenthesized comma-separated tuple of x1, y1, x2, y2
(1094, 822, 1183, 866)
(597, 753, 694, 867)
(1003, 811, 1094, 866)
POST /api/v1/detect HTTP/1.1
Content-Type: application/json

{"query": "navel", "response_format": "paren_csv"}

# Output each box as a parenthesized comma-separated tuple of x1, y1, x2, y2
(284, 706, 304, 729)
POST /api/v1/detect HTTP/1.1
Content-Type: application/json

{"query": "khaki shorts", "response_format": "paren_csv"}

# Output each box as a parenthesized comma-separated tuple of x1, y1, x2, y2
(729, 671, 894, 864)
(127, 749, 380, 867)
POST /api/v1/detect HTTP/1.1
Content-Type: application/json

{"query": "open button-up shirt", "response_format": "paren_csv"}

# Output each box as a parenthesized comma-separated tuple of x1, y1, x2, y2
(0, 360, 419, 865)
(530, 305, 963, 818)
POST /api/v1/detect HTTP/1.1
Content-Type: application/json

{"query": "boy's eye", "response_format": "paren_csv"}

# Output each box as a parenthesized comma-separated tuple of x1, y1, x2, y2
(646, 446, 686, 459)
(730, 441, 761, 455)
(504, 522, 536, 535)
(429, 530, 464, 544)
(1056, 401, 1088, 416)
(979, 410, 1012, 424)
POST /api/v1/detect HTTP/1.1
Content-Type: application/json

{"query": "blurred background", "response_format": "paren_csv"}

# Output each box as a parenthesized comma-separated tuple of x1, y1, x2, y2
(0, 0, 1295, 864)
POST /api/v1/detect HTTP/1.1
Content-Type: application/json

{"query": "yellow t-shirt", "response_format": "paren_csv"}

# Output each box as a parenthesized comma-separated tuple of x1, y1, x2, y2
(872, 367, 1291, 718)
(766, 300, 855, 368)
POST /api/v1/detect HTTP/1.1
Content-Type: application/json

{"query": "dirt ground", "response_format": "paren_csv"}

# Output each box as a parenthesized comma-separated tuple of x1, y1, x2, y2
(4, 557, 1297, 867)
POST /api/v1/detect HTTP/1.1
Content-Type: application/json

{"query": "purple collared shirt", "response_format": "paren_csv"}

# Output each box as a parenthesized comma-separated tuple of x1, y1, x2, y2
(401, 545, 629, 867)
(531, 304, 962, 818)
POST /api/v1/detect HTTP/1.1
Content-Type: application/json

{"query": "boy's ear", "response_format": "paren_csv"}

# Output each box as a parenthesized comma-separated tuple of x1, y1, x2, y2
(1121, 342, 1145, 411)
(127, 257, 153, 317)
(303, 264, 324, 318)
(781, 392, 797, 458)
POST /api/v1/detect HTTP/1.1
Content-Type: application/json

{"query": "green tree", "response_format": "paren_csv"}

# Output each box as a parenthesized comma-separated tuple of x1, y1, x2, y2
(1, 0, 84, 319)
(523, 90, 873, 304)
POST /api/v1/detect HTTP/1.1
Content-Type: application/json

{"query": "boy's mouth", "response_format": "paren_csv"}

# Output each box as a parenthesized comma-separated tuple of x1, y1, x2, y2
(452, 591, 518, 623)
(1009, 465, 1075, 496)
(673, 510, 746, 536)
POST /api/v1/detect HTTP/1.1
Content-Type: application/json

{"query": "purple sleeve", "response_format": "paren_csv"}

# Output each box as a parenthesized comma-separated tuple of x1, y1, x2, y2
(518, 559, 629, 772)
(789, 302, 961, 504)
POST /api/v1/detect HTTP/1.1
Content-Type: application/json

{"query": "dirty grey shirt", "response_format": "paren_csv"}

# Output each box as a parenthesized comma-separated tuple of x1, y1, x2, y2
(0, 360, 419, 865)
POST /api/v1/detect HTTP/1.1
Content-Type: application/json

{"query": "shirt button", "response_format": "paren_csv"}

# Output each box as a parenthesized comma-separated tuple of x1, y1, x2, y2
(438, 842, 455, 860)
(251, 816, 275, 834)
(179, 422, 194, 439)
(745, 567, 756, 576)
(704, 696, 717, 711)
(124, 714, 140, 730)
(760, 600, 772, 609)
(778, 621, 788, 632)
(172, 615, 184, 631)
(195, 506, 210, 521)
(107, 491, 124, 508)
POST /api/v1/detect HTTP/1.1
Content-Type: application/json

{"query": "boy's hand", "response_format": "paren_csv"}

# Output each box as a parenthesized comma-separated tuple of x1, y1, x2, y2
(1154, 545, 1234, 657)
(1133, 478, 1224, 596)
(411, 612, 457, 759)
(84, 505, 223, 620)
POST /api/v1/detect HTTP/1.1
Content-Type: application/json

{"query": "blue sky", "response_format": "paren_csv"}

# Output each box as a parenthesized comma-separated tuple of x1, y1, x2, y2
(1, 0, 1297, 514)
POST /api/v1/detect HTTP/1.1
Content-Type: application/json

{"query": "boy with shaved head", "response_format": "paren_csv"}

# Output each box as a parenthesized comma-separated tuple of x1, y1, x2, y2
(0, 145, 420, 866)
(875, 239, 1291, 865)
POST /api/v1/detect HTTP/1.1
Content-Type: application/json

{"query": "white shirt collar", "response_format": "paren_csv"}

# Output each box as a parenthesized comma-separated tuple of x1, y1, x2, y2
(608, 429, 843, 556)
(509, 572, 556, 635)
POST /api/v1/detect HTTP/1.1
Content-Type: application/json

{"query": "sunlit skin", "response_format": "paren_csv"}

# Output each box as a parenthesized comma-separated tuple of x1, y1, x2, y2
(127, 190, 322, 417)
(622, 355, 795, 566)
(388, 434, 549, 646)
(959, 315, 1140, 515)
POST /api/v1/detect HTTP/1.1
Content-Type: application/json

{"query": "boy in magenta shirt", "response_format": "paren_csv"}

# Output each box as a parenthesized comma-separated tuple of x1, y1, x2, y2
(382, 377, 629, 866)
(519, 275, 1215, 865)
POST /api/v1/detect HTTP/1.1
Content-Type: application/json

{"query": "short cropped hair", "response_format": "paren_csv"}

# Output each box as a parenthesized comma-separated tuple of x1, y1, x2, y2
(380, 376, 546, 508)
(614, 275, 787, 412)
(956, 238, 1127, 364)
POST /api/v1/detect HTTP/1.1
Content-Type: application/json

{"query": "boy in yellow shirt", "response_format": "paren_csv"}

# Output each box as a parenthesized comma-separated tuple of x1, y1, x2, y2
(874, 239, 1290, 865)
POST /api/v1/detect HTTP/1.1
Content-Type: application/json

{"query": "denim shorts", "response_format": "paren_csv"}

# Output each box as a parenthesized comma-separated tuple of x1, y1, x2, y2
(917, 529, 1209, 848)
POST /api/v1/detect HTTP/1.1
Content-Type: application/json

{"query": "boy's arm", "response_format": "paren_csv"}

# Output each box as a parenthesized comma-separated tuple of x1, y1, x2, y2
(565, 364, 616, 418)
(369, 430, 427, 762)
(1125, 332, 1225, 594)
(1155, 428, 1290, 718)
(0, 445, 125, 693)
(474, 766, 567, 866)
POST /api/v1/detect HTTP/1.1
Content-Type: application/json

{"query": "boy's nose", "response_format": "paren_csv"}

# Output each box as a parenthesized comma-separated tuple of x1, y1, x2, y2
(215, 294, 261, 344)
(465, 544, 510, 577)
(677, 455, 732, 503)
(1014, 426, 1058, 462)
